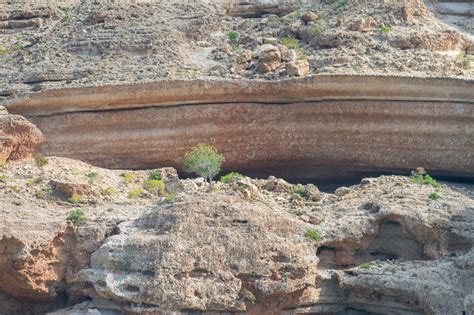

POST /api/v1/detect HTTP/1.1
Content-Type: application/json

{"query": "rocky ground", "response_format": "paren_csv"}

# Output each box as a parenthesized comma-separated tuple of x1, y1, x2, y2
(0, 0, 473, 102)
(0, 155, 473, 314)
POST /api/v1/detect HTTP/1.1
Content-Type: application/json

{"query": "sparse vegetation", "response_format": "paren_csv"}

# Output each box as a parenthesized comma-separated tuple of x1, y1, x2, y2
(340, 0, 349, 6)
(0, 174, 8, 183)
(183, 144, 225, 191)
(34, 154, 48, 167)
(429, 192, 440, 200)
(159, 194, 176, 205)
(311, 26, 322, 35)
(26, 178, 41, 186)
(121, 172, 136, 183)
(380, 25, 392, 33)
(228, 31, 239, 41)
(10, 185, 20, 192)
(359, 263, 373, 269)
(220, 172, 244, 184)
(239, 288, 256, 304)
(128, 188, 145, 199)
(67, 208, 86, 225)
(281, 37, 299, 49)
(61, 7, 72, 22)
(294, 186, 306, 198)
(411, 174, 441, 188)
(35, 188, 53, 199)
(304, 229, 322, 242)
(105, 186, 119, 196)
(68, 194, 83, 204)
(86, 172, 99, 183)
(149, 170, 162, 180)
(144, 179, 166, 196)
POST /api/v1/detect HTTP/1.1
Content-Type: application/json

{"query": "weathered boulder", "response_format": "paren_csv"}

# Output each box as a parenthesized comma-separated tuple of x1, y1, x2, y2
(0, 107, 45, 163)
(228, 0, 301, 18)
(287, 59, 310, 77)
(256, 45, 282, 73)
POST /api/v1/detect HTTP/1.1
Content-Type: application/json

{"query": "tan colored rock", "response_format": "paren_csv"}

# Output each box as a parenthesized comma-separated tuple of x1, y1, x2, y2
(302, 11, 318, 23)
(305, 184, 321, 201)
(287, 59, 310, 76)
(256, 46, 282, 73)
(280, 47, 297, 62)
(264, 176, 293, 192)
(228, 0, 301, 18)
(0, 112, 44, 163)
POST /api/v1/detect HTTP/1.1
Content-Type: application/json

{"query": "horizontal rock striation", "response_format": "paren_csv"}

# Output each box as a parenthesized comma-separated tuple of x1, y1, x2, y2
(5, 75, 474, 181)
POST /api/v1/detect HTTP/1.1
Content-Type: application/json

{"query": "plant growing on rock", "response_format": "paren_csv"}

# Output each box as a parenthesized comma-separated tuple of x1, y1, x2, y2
(35, 187, 53, 200)
(429, 192, 440, 200)
(86, 172, 98, 183)
(68, 194, 83, 204)
(183, 144, 224, 191)
(128, 188, 145, 199)
(359, 263, 374, 269)
(239, 288, 256, 304)
(121, 172, 136, 183)
(34, 154, 48, 167)
(144, 179, 166, 196)
(304, 229, 322, 242)
(411, 174, 441, 188)
(159, 194, 176, 205)
(149, 170, 162, 180)
(105, 186, 119, 196)
(220, 172, 244, 184)
(67, 208, 86, 225)
(294, 186, 306, 198)
(380, 25, 392, 33)
(228, 31, 239, 42)
(281, 37, 299, 49)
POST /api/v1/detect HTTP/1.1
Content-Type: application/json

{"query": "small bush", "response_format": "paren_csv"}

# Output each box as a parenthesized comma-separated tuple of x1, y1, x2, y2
(380, 25, 392, 33)
(359, 263, 373, 269)
(183, 144, 225, 191)
(411, 174, 441, 188)
(220, 172, 244, 184)
(294, 186, 306, 198)
(228, 31, 239, 41)
(34, 154, 48, 167)
(26, 178, 41, 186)
(61, 7, 72, 22)
(67, 208, 86, 225)
(149, 170, 162, 180)
(0, 174, 8, 183)
(429, 192, 440, 200)
(128, 189, 145, 199)
(304, 229, 322, 242)
(68, 194, 83, 204)
(35, 188, 53, 199)
(86, 172, 98, 183)
(121, 172, 136, 183)
(159, 194, 176, 205)
(281, 37, 299, 49)
(105, 186, 119, 196)
(144, 179, 165, 196)
(311, 26, 322, 35)
(10, 185, 20, 192)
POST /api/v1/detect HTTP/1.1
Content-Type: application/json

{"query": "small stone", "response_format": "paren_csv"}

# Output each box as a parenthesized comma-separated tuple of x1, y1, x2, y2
(287, 60, 310, 77)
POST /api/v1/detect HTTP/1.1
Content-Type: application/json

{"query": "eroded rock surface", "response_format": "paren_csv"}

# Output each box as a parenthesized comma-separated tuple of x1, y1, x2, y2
(0, 106, 44, 163)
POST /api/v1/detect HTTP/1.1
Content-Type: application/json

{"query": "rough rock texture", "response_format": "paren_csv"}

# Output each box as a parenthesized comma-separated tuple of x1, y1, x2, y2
(0, 106, 44, 163)
(5, 76, 473, 182)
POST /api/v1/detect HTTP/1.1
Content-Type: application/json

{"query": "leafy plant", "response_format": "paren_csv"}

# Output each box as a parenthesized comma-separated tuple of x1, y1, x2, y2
(281, 37, 299, 49)
(183, 144, 225, 191)
(228, 31, 239, 41)
(68, 194, 83, 204)
(61, 7, 72, 22)
(105, 186, 119, 196)
(429, 192, 440, 200)
(410, 174, 441, 188)
(35, 188, 53, 199)
(26, 178, 41, 186)
(294, 186, 306, 198)
(121, 172, 136, 183)
(304, 229, 322, 242)
(159, 194, 176, 205)
(340, 0, 349, 6)
(144, 179, 166, 196)
(149, 170, 162, 180)
(86, 172, 98, 183)
(220, 172, 244, 184)
(128, 189, 145, 199)
(359, 263, 373, 269)
(380, 25, 392, 33)
(311, 26, 322, 35)
(34, 154, 48, 167)
(67, 208, 86, 225)
(0, 174, 8, 183)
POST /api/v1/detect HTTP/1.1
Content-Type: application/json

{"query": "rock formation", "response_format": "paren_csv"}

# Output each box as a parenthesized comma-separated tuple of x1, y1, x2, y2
(0, 106, 44, 163)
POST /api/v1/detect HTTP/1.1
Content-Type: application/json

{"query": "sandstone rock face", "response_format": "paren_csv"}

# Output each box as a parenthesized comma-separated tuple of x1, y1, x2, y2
(0, 106, 44, 163)
(5, 76, 473, 182)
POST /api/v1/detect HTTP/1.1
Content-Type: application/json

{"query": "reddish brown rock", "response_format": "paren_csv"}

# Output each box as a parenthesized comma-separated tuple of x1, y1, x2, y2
(0, 107, 44, 163)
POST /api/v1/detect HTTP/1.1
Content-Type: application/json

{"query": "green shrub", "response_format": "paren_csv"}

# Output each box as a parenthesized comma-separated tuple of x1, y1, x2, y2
(220, 172, 244, 184)
(144, 179, 165, 196)
(68, 194, 83, 204)
(294, 186, 306, 198)
(67, 208, 86, 225)
(410, 174, 441, 188)
(380, 25, 392, 33)
(149, 170, 162, 180)
(0, 174, 8, 183)
(128, 189, 145, 199)
(61, 7, 72, 22)
(340, 0, 349, 6)
(311, 26, 322, 35)
(183, 144, 225, 191)
(34, 154, 48, 167)
(429, 192, 440, 200)
(359, 263, 373, 269)
(121, 172, 136, 183)
(228, 31, 239, 41)
(281, 37, 299, 49)
(86, 172, 98, 183)
(159, 194, 176, 205)
(26, 178, 41, 186)
(35, 188, 53, 199)
(105, 186, 119, 196)
(304, 229, 322, 242)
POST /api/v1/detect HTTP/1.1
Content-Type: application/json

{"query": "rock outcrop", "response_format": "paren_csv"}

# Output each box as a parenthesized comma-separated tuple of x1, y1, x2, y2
(0, 106, 44, 163)
(5, 76, 473, 182)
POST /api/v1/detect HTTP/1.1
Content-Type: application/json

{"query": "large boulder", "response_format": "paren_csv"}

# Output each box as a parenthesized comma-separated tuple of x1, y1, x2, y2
(0, 107, 45, 163)
(228, 0, 301, 18)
